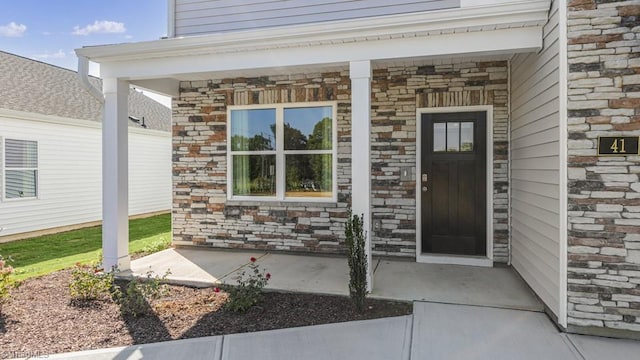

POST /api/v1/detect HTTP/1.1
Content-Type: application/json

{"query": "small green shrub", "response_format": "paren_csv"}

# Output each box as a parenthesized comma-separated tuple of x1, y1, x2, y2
(345, 210, 368, 312)
(113, 270, 170, 317)
(69, 263, 114, 303)
(0, 255, 15, 313)
(222, 257, 271, 312)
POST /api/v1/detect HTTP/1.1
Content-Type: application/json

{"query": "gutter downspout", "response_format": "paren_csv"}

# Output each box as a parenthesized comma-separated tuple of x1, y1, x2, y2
(77, 55, 104, 104)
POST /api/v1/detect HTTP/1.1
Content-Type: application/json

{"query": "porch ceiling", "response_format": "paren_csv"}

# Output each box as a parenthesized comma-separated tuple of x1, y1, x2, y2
(76, 0, 551, 96)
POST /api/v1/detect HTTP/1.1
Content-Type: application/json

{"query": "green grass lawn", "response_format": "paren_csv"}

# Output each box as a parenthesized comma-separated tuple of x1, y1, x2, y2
(0, 213, 171, 281)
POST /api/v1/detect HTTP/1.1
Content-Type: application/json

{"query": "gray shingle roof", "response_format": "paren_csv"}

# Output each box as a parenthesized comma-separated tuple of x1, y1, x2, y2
(0, 51, 171, 132)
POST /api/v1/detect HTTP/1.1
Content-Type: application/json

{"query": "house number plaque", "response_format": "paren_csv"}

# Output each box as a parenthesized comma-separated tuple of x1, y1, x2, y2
(598, 136, 639, 156)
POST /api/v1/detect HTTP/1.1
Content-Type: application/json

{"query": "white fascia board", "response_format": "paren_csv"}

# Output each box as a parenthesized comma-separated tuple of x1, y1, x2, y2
(130, 78, 180, 98)
(100, 26, 542, 80)
(0, 108, 101, 129)
(0, 108, 170, 137)
(77, 0, 550, 65)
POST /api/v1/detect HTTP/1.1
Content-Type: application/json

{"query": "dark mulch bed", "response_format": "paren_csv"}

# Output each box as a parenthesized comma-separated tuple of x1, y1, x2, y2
(0, 270, 411, 357)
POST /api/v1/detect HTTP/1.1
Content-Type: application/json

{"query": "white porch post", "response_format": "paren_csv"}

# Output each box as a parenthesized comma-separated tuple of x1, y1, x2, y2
(350, 60, 373, 292)
(102, 78, 130, 271)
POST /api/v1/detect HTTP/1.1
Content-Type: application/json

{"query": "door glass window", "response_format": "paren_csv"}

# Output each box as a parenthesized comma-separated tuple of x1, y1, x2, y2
(433, 123, 446, 152)
(433, 121, 474, 153)
(447, 122, 460, 152)
(460, 122, 474, 151)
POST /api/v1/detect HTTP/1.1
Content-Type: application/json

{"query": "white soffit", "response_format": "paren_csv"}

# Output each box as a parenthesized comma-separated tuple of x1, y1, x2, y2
(77, 0, 551, 81)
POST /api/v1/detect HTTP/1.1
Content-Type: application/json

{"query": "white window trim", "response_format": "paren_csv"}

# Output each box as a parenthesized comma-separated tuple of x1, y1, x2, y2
(2, 137, 40, 202)
(226, 101, 338, 203)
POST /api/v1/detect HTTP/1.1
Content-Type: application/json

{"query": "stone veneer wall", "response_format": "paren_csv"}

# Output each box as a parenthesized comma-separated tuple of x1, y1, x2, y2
(172, 72, 352, 253)
(567, 0, 640, 335)
(172, 61, 509, 262)
(370, 61, 509, 262)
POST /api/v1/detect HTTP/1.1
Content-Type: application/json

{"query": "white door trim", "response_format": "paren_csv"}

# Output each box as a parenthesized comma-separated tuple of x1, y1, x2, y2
(415, 105, 494, 267)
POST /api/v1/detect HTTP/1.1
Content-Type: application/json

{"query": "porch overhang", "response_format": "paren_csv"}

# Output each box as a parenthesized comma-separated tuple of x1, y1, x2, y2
(76, 0, 551, 94)
(79, 0, 551, 275)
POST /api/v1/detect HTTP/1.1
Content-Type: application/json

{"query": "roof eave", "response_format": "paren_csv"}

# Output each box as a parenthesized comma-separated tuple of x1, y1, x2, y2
(76, 0, 551, 63)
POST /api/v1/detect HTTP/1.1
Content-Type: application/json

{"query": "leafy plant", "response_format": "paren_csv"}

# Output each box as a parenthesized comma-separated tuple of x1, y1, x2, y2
(345, 210, 368, 312)
(68, 262, 114, 304)
(222, 257, 271, 312)
(113, 270, 170, 317)
(0, 255, 15, 313)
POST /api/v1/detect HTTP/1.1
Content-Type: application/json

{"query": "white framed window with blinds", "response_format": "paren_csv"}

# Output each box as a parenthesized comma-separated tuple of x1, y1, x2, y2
(2, 138, 38, 200)
(227, 102, 337, 202)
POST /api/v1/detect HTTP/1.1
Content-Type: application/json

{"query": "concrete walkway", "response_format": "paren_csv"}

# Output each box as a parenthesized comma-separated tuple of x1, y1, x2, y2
(42, 302, 640, 360)
(125, 248, 543, 311)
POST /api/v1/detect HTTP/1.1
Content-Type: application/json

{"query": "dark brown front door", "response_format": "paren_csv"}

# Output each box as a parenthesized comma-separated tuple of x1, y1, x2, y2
(421, 112, 487, 256)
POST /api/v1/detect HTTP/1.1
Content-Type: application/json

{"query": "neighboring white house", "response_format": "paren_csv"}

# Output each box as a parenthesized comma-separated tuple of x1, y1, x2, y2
(0, 51, 172, 240)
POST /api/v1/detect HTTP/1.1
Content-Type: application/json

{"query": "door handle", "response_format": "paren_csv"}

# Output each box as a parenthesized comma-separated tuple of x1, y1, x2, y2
(422, 173, 428, 192)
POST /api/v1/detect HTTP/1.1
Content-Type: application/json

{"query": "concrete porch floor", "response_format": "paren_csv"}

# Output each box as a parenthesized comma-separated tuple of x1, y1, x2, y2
(127, 248, 543, 312)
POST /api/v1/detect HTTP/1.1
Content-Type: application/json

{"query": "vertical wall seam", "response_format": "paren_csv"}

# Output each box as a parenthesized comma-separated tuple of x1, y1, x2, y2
(507, 56, 513, 267)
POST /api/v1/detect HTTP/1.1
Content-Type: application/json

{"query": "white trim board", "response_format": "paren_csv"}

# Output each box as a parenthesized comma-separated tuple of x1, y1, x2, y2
(0, 108, 171, 138)
(415, 105, 494, 267)
(97, 27, 543, 81)
(557, 0, 569, 330)
(419, 254, 493, 267)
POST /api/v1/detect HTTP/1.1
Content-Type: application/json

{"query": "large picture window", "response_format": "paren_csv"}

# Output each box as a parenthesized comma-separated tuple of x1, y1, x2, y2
(3, 138, 38, 199)
(228, 103, 336, 201)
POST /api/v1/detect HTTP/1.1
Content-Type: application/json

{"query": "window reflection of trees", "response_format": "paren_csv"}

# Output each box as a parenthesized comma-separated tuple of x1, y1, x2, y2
(285, 117, 332, 194)
(230, 104, 334, 198)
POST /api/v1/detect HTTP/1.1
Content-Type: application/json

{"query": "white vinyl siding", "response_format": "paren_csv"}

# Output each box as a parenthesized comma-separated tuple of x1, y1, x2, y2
(173, 0, 460, 37)
(129, 132, 172, 216)
(510, 0, 561, 317)
(0, 116, 171, 237)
